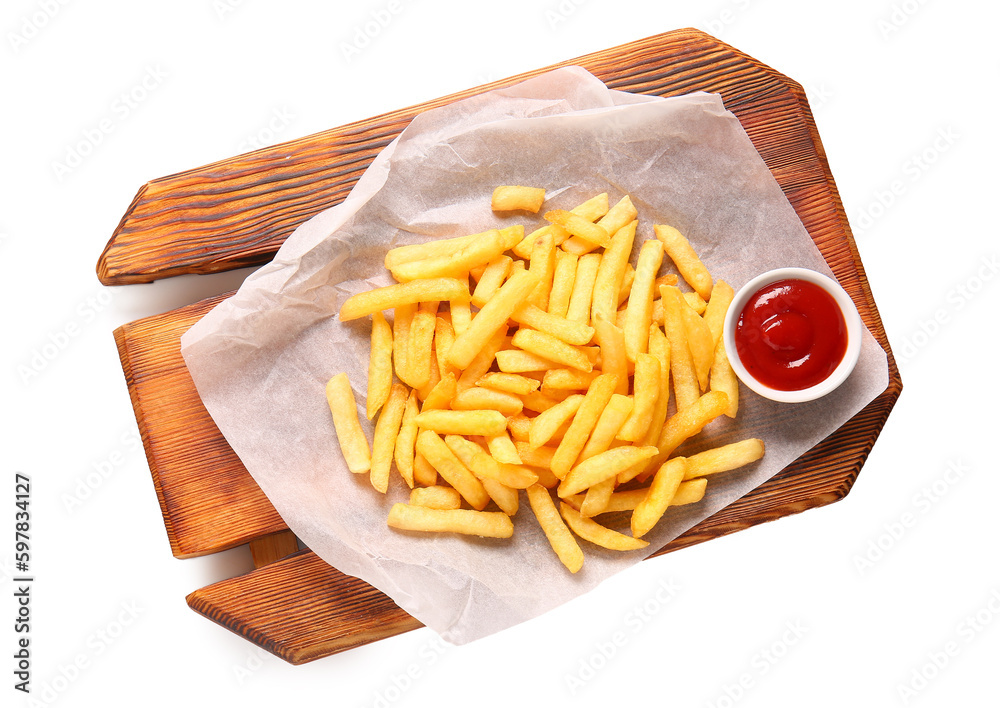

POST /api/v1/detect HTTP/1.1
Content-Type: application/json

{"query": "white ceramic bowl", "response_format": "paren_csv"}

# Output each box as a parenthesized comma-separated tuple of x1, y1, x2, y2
(723, 267, 863, 403)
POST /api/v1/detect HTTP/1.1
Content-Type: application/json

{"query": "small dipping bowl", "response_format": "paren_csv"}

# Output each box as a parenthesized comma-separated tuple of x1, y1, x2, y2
(723, 267, 863, 403)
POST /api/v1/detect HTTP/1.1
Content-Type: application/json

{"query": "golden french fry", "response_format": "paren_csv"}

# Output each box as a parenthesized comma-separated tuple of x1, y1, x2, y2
(413, 453, 437, 487)
(541, 368, 600, 392)
(560, 502, 649, 551)
(680, 300, 713, 392)
(519, 390, 564, 414)
(392, 303, 415, 385)
(562, 195, 638, 256)
(512, 224, 564, 260)
(617, 353, 660, 442)
(370, 383, 409, 493)
(473, 457, 539, 489)
(388, 503, 513, 538)
(511, 328, 593, 372)
(580, 393, 633, 462)
(655, 390, 730, 462)
(471, 256, 513, 308)
(366, 311, 393, 420)
(683, 290, 708, 315)
(452, 386, 524, 417)
(450, 298, 472, 337)
(557, 446, 658, 498)
(566, 478, 707, 513)
(482, 479, 519, 515)
(415, 335, 441, 401)
(579, 478, 615, 518)
(653, 273, 680, 294)
(485, 430, 522, 465)
(409, 485, 462, 510)
(325, 373, 372, 474)
(527, 484, 584, 573)
(407, 300, 439, 389)
(444, 434, 488, 465)
(339, 278, 469, 321)
(456, 324, 508, 392)
(617, 264, 636, 308)
(414, 409, 508, 437)
(641, 325, 672, 447)
(511, 304, 594, 346)
(651, 299, 664, 327)
(528, 394, 585, 450)
(394, 389, 420, 488)
(448, 269, 538, 370)
(544, 209, 610, 248)
(433, 314, 457, 377)
(531, 465, 560, 489)
(654, 224, 713, 300)
(384, 231, 488, 270)
(492, 185, 546, 213)
(476, 372, 540, 396)
(661, 284, 700, 410)
(591, 220, 637, 324)
(623, 239, 665, 362)
(547, 250, 578, 318)
(495, 349, 559, 373)
(631, 457, 687, 538)
(566, 252, 601, 324)
(593, 315, 629, 395)
(416, 430, 490, 510)
(703, 279, 735, 348)
(390, 229, 506, 282)
(421, 372, 457, 412)
(443, 435, 530, 491)
(527, 230, 556, 310)
(684, 438, 764, 480)
(514, 441, 558, 469)
(550, 374, 619, 479)
(710, 336, 739, 418)
(572, 192, 610, 221)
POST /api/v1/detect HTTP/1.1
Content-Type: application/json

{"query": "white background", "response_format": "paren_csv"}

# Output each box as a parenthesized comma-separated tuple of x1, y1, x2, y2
(2, 1, 997, 706)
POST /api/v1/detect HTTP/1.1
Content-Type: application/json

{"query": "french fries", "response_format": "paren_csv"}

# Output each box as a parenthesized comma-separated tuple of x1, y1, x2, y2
(388, 503, 514, 538)
(527, 483, 584, 573)
(324, 186, 765, 573)
(492, 185, 546, 213)
(370, 383, 409, 493)
(366, 312, 393, 420)
(447, 269, 538, 370)
(410, 485, 462, 510)
(339, 278, 469, 321)
(325, 373, 371, 474)
(560, 502, 649, 551)
(654, 223, 713, 300)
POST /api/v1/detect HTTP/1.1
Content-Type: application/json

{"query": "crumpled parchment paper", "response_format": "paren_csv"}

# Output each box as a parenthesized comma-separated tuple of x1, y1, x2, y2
(180, 66, 889, 644)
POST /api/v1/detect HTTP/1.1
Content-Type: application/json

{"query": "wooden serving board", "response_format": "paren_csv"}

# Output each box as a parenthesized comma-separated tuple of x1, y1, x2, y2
(105, 29, 902, 664)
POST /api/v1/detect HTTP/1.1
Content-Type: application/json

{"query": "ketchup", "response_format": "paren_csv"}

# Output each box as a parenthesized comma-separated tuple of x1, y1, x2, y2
(734, 278, 847, 391)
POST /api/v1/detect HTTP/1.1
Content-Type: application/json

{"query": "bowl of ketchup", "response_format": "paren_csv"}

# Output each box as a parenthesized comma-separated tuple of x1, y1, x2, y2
(723, 267, 863, 403)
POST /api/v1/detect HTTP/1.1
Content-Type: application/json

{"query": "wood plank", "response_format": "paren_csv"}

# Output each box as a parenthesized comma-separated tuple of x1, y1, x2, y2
(114, 295, 287, 559)
(96, 29, 831, 285)
(249, 530, 300, 569)
(186, 550, 422, 665)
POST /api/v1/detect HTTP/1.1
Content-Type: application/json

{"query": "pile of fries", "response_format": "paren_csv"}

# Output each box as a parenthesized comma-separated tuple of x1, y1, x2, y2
(326, 186, 764, 573)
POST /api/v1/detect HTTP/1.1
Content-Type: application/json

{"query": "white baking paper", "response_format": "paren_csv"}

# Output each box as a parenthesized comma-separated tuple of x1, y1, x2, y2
(180, 66, 889, 645)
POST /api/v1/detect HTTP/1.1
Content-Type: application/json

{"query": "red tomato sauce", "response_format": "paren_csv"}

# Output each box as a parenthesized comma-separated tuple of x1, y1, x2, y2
(734, 278, 848, 391)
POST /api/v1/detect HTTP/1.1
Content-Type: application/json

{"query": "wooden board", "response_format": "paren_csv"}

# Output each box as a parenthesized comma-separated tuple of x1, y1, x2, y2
(108, 29, 902, 664)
